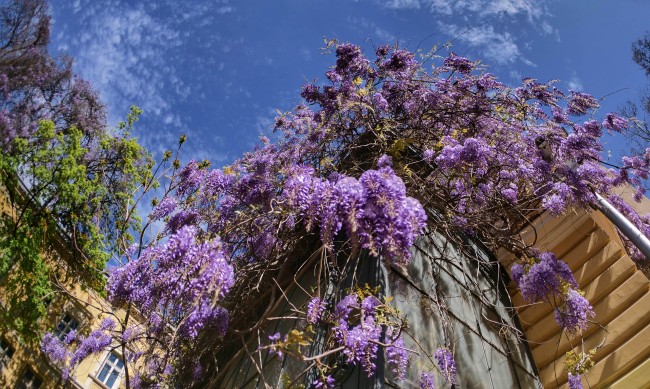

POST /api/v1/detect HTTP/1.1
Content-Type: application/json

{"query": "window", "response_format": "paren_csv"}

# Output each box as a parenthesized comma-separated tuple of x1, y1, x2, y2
(96, 352, 124, 388)
(55, 313, 79, 342)
(16, 367, 42, 389)
(0, 337, 13, 372)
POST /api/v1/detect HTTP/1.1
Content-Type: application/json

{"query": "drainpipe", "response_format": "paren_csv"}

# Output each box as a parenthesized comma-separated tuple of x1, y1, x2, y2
(593, 192, 650, 261)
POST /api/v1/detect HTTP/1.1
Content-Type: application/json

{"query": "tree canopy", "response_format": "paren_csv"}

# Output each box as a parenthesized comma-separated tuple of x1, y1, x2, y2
(0, 0, 152, 340)
(622, 31, 650, 154)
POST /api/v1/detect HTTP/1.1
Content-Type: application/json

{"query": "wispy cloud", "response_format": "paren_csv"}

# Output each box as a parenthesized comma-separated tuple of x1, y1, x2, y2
(567, 72, 583, 91)
(385, 0, 421, 10)
(442, 23, 528, 65)
(50, 0, 237, 160)
(347, 16, 400, 46)
(374, 0, 553, 67)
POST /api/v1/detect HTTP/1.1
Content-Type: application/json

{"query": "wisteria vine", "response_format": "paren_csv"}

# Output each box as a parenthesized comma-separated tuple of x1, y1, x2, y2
(40, 41, 650, 389)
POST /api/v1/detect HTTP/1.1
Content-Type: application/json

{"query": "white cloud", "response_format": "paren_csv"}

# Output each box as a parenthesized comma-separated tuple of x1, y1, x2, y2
(443, 23, 529, 65)
(373, 0, 553, 67)
(568, 72, 583, 91)
(347, 16, 399, 44)
(50, 0, 238, 164)
(479, 0, 543, 19)
(385, 0, 421, 9)
(426, 0, 544, 18)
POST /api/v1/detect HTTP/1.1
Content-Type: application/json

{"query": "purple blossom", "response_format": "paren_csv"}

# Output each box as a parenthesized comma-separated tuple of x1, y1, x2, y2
(372, 92, 389, 111)
(554, 289, 594, 333)
(434, 347, 457, 384)
(122, 326, 139, 343)
(177, 160, 206, 196)
(511, 263, 524, 284)
(361, 296, 381, 314)
(423, 149, 435, 162)
(568, 372, 583, 389)
(335, 43, 369, 77)
(150, 197, 178, 220)
(444, 53, 475, 74)
(268, 332, 285, 359)
(166, 209, 200, 232)
(375, 44, 390, 58)
(99, 317, 116, 331)
(203, 169, 232, 197)
(332, 293, 390, 376)
(334, 293, 359, 320)
(41, 333, 70, 364)
(386, 337, 408, 381)
(335, 316, 381, 375)
(501, 187, 518, 203)
(306, 297, 325, 324)
(377, 154, 392, 168)
(602, 113, 628, 132)
(69, 329, 113, 367)
(420, 372, 436, 389)
(285, 165, 426, 263)
(382, 49, 418, 75)
(313, 375, 336, 388)
(515, 252, 577, 302)
(301, 83, 320, 102)
(107, 225, 234, 349)
(542, 193, 566, 215)
(567, 91, 599, 116)
(181, 304, 229, 340)
(582, 120, 602, 137)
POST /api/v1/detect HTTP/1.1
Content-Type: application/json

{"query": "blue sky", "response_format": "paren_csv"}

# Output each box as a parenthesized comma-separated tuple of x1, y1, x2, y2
(48, 0, 650, 166)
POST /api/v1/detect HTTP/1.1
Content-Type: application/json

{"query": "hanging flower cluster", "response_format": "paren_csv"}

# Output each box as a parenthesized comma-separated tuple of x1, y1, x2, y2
(434, 347, 458, 384)
(284, 158, 427, 264)
(511, 252, 595, 333)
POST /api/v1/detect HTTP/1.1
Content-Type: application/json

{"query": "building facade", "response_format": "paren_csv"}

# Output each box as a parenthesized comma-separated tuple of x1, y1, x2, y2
(0, 183, 132, 389)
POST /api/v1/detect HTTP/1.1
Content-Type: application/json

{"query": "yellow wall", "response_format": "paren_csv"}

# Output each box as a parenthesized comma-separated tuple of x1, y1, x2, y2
(501, 209, 650, 388)
(0, 184, 133, 388)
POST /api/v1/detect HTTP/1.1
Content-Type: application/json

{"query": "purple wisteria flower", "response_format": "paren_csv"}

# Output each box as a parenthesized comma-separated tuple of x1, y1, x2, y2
(99, 317, 116, 331)
(515, 252, 577, 302)
(176, 160, 206, 196)
(372, 92, 389, 111)
(554, 289, 594, 334)
(386, 336, 408, 381)
(267, 332, 284, 359)
(567, 91, 599, 116)
(313, 375, 336, 388)
(107, 225, 234, 353)
(423, 149, 434, 162)
(150, 196, 177, 220)
(420, 372, 436, 389)
(602, 113, 628, 132)
(332, 293, 394, 377)
(306, 297, 326, 324)
(335, 43, 370, 77)
(434, 347, 457, 384)
(41, 333, 70, 364)
(444, 53, 475, 74)
(284, 165, 426, 263)
(380, 49, 416, 74)
(377, 154, 392, 168)
(69, 329, 113, 367)
(568, 372, 583, 389)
